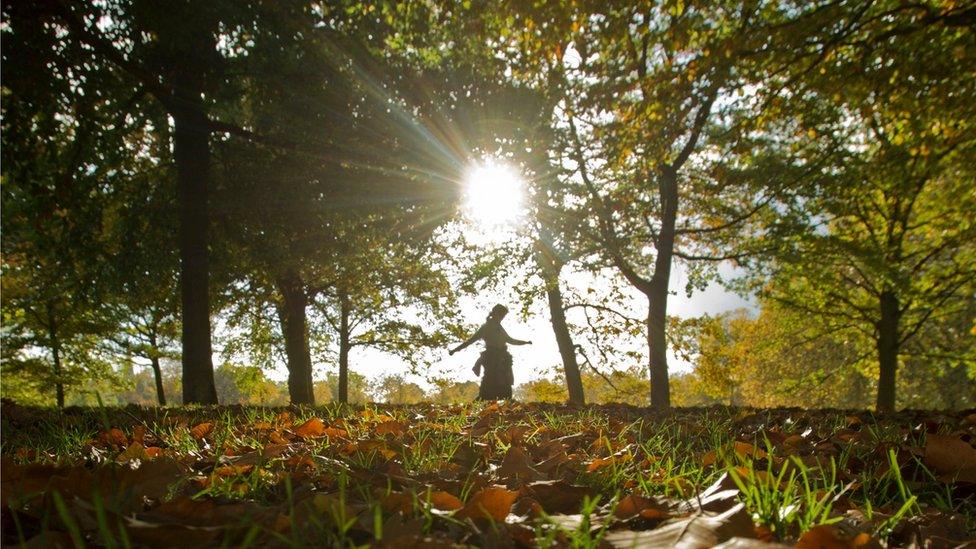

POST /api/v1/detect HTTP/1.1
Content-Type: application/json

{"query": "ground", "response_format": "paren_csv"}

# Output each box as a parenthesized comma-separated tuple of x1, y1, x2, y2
(1, 400, 974, 547)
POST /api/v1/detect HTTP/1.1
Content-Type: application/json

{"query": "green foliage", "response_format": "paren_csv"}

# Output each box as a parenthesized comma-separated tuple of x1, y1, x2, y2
(680, 305, 976, 410)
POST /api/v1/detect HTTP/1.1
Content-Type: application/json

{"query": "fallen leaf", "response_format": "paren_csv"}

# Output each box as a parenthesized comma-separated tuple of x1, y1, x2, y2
(796, 524, 882, 549)
(375, 420, 408, 436)
(455, 487, 517, 521)
(116, 442, 147, 463)
(497, 446, 542, 482)
(923, 434, 976, 483)
(605, 502, 755, 548)
(190, 422, 214, 440)
(733, 441, 767, 460)
(99, 428, 129, 447)
(269, 430, 289, 445)
(614, 493, 671, 519)
(293, 417, 326, 438)
(586, 448, 633, 472)
(428, 491, 463, 511)
(521, 480, 594, 514)
(132, 425, 147, 445)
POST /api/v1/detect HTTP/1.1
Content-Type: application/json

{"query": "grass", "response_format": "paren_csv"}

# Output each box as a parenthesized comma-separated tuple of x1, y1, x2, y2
(1, 401, 973, 547)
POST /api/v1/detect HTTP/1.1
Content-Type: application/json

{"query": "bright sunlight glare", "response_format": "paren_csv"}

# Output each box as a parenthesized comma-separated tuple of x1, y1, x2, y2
(462, 160, 525, 241)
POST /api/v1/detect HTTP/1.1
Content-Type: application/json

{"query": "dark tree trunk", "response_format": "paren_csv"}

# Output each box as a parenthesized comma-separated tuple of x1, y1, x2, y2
(338, 290, 351, 404)
(876, 289, 901, 413)
(150, 5, 219, 405)
(276, 271, 315, 405)
(647, 168, 679, 411)
(47, 307, 64, 409)
(173, 105, 218, 405)
(148, 332, 167, 406)
(536, 248, 584, 404)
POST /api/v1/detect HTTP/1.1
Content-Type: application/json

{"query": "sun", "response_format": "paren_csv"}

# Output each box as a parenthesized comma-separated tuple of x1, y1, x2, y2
(462, 160, 525, 234)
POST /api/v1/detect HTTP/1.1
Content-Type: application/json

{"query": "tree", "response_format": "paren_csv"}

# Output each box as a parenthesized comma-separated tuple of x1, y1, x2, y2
(498, 0, 780, 409)
(316, 226, 458, 404)
(727, 1, 976, 411)
(685, 302, 975, 410)
(0, 19, 129, 406)
(373, 374, 427, 404)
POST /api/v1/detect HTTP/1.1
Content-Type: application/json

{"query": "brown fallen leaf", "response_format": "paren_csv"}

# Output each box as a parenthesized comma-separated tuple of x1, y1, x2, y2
(213, 464, 254, 477)
(923, 434, 976, 483)
(428, 490, 463, 511)
(455, 487, 517, 521)
(98, 428, 129, 447)
(733, 441, 768, 460)
(703, 442, 767, 467)
(587, 447, 633, 472)
(269, 430, 289, 445)
(499, 425, 532, 445)
(796, 524, 882, 549)
(132, 425, 147, 446)
(521, 479, 594, 514)
(190, 422, 214, 440)
(375, 420, 409, 436)
(605, 502, 755, 548)
(293, 417, 326, 438)
(614, 493, 671, 519)
(383, 491, 417, 514)
(116, 442, 148, 463)
(497, 446, 542, 482)
(138, 497, 275, 527)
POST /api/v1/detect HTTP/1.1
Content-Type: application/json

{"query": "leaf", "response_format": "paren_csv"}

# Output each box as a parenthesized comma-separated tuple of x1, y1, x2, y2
(586, 447, 633, 472)
(383, 490, 464, 514)
(322, 427, 349, 439)
(375, 420, 408, 436)
(521, 480, 594, 514)
(497, 446, 542, 482)
(796, 524, 882, 549)
(293, 417, 326, 438)
(138, 497, 274, 527)
(605, 502, 755, 548)
(190, 422, 214, 440)
(383, 491, 417, 514)
(98, 428, 129, 447)
(132, 425, 147, 445)
(733, 441, 767, 460)
(429, 491, 464, 511)
(614, 493, 671, 519)
(116, 442, 147, 463)
(923, 434, 976, 483)
(455, 487, 518, 521)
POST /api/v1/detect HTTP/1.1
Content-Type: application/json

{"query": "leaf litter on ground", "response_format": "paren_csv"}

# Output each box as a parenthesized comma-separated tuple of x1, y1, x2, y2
(1, 399, 974, 547)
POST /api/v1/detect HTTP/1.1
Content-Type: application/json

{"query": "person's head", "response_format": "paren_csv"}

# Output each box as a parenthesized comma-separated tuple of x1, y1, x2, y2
(487, 304, 509, 322)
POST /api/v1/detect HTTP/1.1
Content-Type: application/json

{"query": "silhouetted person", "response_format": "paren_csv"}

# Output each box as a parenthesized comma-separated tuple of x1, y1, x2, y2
(449, 304, 531, 400)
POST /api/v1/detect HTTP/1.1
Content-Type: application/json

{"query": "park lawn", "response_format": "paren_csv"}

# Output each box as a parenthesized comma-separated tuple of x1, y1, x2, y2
(1, 400, 974, 547)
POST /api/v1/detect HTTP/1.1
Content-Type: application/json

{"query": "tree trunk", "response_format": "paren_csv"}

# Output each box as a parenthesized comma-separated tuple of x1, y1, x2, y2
(47, 307, 64, 409)
(173, 105, 218, 405)
(338, 290, 351, 404)
(151, 5, 218, 405)
(647, 168, 679, 411)
(276, 271, 315, 405)
(148, 332, 167, 406)
(536, 248, 584, 404)
(875, 289, 900, 413)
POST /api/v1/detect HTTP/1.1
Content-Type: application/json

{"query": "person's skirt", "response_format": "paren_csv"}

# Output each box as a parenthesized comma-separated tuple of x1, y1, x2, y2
(477, 348, 514, 400)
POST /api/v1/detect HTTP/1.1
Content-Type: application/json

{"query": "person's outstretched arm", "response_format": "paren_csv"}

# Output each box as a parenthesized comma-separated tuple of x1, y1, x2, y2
(503, 327, 532, 346)
(449, 325, 484, 355)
